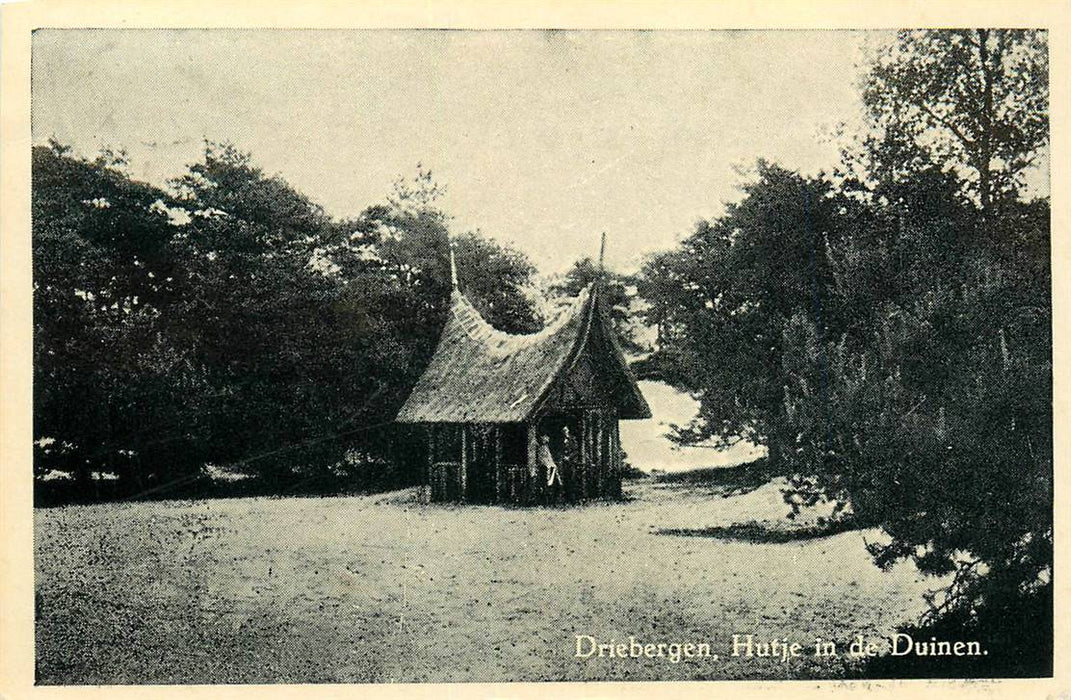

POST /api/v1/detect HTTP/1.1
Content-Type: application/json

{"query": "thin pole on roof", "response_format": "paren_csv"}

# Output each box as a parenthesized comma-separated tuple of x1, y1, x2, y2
(449, 239, 458, 290)
(598, 231, 606, 274)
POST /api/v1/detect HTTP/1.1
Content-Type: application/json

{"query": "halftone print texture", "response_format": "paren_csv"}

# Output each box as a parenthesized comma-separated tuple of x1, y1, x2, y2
(31, 28, 1052, 683)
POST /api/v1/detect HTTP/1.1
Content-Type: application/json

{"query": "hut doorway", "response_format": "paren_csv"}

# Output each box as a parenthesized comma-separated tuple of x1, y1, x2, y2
(536, 413, 581, 500)
(537, 409, 622, 501)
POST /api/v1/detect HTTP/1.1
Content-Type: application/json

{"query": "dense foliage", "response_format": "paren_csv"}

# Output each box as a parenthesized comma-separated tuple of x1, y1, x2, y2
(637, 29, 1051, 672)
(33, 144, 540, 498)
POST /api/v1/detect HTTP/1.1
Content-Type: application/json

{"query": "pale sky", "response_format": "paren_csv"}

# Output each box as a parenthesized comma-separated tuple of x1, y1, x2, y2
(32, 29, 877, 275)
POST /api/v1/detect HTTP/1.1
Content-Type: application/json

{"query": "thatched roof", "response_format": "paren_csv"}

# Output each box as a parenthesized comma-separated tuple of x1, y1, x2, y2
(395, 284, 650, 424)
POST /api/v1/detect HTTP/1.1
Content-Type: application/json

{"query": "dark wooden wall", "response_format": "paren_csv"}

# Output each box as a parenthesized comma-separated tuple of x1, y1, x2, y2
(425, 414, 622, 505)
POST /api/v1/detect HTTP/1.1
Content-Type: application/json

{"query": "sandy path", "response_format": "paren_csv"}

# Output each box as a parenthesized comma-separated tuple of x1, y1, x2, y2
(35, 481, 940, 684)
(619, 381, 766, 472)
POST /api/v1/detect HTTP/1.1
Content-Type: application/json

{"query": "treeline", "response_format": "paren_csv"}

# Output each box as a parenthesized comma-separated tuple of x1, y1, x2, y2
(33, 144, 544, 500)
(635, 29, 1051, 675)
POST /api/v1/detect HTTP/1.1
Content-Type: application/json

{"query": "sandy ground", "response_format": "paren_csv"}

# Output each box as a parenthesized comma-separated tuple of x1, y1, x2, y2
(35, 479, 943, 684)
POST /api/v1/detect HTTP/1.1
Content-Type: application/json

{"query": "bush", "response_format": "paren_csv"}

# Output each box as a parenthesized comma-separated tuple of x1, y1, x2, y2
(864, 582, 1052, 678)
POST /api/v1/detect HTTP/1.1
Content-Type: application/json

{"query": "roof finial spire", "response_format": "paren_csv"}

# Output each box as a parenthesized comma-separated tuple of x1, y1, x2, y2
(598, 232, 607, 275)
(449, 239, 458, 290)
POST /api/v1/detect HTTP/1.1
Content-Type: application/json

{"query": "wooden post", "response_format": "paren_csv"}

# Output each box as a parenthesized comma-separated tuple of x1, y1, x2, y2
(613, 419, 622, 498)
(595, 413, 604, 498)
(590, 414, 597, 498)
(606, 413, 612, 496)
(460, 425, 468, 502)
(592, 413, 598, 499)
(576, 413, 585, 499)
(581, 411, 590, 499)
(427, 427, 435, 502)
(526, 422, 538, 504)
(591, 413, 599, 500)
(494, 426, 504, 503)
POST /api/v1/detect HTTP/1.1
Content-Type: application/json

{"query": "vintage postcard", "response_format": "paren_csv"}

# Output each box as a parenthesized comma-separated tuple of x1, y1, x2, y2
(1, 1, 1068, 698)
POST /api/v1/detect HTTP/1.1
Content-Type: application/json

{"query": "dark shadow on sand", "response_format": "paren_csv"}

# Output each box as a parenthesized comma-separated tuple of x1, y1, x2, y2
(656, 517, 860, 543)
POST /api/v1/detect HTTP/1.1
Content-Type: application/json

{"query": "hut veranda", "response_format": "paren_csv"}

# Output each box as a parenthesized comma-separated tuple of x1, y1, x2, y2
(396, 252, 650, 505)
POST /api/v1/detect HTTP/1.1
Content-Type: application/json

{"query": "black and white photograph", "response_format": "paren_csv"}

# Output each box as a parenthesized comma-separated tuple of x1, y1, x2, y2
(0, 3, 1065, 694)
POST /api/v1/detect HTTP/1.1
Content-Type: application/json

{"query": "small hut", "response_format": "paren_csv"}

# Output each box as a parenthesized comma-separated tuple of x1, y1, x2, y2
(395, 250, 650, 505)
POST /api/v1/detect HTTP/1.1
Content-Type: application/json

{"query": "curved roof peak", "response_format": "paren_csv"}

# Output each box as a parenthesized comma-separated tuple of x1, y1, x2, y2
(448, 284, 592, 357)
(396, 282, 649, 424)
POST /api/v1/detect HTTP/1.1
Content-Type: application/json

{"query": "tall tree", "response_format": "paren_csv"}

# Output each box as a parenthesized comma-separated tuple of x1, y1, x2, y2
(146, 143, 349, 484)
(637, 32, 1051, 668)
(779, 181, 1051, 673)
(32, 142, 202, 488)
(635, 162, 851, 452)
(859, 29, 1049, 215)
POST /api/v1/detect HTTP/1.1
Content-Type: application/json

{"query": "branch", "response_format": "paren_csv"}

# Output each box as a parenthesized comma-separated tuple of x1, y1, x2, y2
(916, 102, 976, 149)
(919, 558, 983, 624)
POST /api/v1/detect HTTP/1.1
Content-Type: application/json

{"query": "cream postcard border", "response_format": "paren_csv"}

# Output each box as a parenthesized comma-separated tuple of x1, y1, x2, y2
(2, 1, 1068, 698)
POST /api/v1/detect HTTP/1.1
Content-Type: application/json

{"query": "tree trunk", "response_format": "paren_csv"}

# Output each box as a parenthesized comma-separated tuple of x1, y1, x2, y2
(977, 29, 994, 219)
